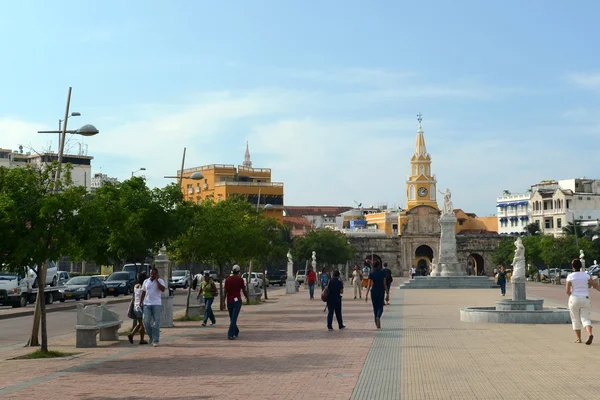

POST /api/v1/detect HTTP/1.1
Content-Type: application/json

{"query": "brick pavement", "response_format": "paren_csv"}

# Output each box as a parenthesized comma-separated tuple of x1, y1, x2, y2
(3, 281, 600, 399)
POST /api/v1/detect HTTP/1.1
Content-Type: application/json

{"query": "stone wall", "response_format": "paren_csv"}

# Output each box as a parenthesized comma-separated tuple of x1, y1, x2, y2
(456, 235, 501, 276)
(347, 236, 403, 276)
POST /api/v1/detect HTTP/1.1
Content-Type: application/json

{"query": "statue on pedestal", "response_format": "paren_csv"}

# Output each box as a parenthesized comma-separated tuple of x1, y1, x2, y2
(311, 251, 317, 269)
(511, 237, 526, 283)
(580, 249, 586, 270)
(439, 188, 453, 215)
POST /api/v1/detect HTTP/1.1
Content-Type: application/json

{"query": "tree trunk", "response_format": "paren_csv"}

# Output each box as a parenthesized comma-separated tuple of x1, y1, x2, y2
(262, 261, 268, 300)
(40, 262, 49, 353)
(219, 265, 225, 311)
(28, 292, 41, 347)
(246, 259, 253, 305)
(28, 262, 47, 350)
(185, 273, 193, 318)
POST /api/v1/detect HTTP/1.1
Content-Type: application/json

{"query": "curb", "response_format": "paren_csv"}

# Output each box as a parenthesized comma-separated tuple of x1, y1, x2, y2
(0, 297, 132, 321)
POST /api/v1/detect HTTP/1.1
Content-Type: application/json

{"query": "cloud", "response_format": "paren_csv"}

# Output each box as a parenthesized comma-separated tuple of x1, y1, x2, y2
(0, 118, 54, 154)
(567, 72, 600, 90)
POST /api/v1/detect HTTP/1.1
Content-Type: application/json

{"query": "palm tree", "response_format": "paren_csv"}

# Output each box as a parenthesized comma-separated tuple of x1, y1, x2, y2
(562, 221, 586, 238)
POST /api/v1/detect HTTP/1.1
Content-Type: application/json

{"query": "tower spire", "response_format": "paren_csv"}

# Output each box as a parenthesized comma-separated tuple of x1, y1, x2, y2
(414, 112, 427, 157)
(243, 141, 252, 167)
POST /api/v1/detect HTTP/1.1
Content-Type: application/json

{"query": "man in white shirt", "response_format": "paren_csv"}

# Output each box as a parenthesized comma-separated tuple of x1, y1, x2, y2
(140, 267, 165, 347)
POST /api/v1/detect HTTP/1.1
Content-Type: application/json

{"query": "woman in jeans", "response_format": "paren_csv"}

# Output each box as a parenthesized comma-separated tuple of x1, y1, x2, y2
(566, 258, 600, 344)
(200, 272, 217, 326)
(128, 272, 148, 345)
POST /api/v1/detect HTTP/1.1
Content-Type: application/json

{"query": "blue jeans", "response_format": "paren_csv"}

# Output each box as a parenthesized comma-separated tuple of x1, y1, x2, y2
(499, 281, 506, 295)
(204, 297, 216, 324)
(143, 304, 162, 343)
(308, 284, 315, 298)
(371, 294, 384, 321)
(227, 300, 242, 338)
(327, 300, 343, 329)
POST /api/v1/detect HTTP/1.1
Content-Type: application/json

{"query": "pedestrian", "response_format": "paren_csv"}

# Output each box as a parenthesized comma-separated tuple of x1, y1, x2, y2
(224, 265, 248, 340)
(410, 266, 416, 279)
(140, 267, 165, 347)
(352, 265, 362, 299)
(306, 266, 317, 299)
(382, 262, 393, 305)
(320, 267, 329, 291)
(326, 270, 345, 331)
(566, 258, 600, 344)
(365, 261, 389, 329)
(496, 266, 507, 296)
(128, 272, 148, 345)
(200, 272, 217, 326)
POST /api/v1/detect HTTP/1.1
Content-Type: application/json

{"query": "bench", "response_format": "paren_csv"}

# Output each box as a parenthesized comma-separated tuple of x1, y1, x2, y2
(75, 302, 122, 348)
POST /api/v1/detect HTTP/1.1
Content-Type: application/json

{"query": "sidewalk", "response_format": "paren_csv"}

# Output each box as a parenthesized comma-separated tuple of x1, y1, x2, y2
(3, 281, 600, 399)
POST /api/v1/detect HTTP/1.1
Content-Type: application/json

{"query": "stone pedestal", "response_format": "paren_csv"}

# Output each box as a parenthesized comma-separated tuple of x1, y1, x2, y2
(154, 246, 174, 328)
(438, 213, 464, 277)
(512, 281, 526, 301)
(286, 278, 296, 294)
(187, 304, 205, 318)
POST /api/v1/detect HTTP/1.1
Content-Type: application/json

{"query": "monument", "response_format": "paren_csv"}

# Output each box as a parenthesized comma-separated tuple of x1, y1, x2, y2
(580, 249, 586, 271)
(400, 189, 497, 289)
(461, 237, 571, 324)
(285, 250, 296, 294)
(311, 251, 317, 271)
(154, 245, 174, 328)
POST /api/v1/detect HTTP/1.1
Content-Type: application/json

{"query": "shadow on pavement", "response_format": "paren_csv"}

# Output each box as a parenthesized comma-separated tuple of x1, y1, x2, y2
(83, 397, 211, 400)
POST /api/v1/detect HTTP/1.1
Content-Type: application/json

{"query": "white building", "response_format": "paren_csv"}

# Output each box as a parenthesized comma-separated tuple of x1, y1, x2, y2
(530, 178, 600, 237)
(0, 147, 93, 191)
(91, 173, 119, 192)
(496, 192, 531, 235)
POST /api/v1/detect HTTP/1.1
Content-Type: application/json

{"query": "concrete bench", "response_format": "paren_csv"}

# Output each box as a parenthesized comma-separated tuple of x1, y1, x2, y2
(75, 302, 122, 348)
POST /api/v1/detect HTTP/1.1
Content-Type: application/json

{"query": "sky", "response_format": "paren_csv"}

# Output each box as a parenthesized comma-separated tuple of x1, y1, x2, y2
(1, 0, 599, 216)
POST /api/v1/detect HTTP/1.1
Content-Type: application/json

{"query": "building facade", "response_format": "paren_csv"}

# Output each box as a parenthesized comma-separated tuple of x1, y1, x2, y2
(91, 173, 120, 192)
(180, 143, 284, 222)
(496, 192, 531, 235)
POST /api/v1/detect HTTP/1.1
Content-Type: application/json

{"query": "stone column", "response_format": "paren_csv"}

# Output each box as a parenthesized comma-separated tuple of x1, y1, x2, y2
(438, 213, 464, 277)
(286, 257, 296, 294)
(154, 246, 174, 328)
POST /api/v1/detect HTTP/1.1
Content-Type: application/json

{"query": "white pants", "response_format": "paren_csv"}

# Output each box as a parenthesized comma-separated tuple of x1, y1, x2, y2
(569, 295, 592, 330)
(353, 279, 362, 298)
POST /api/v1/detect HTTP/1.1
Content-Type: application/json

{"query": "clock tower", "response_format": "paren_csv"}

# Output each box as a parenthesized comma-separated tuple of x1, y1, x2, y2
(406, 113, 438, 211)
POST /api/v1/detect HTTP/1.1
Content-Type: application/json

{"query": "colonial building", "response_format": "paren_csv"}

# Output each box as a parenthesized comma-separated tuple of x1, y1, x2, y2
(347, 115, 500, 277)
(179, 143, 284, 222)
(496, 192, 531, 235)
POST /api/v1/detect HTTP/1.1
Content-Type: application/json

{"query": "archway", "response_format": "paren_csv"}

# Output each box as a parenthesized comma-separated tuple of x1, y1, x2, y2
(364, 254, 383, 269)
(414, 245, 434, 276)
(469, 253, 485, 276)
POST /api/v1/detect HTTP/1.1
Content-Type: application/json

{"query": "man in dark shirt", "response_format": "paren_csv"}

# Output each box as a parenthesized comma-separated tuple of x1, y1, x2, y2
(366, 261, 388, 329)
(224, 265, 248, 340)
(382, 262, 393, 305)
(326, 270, 345, 330)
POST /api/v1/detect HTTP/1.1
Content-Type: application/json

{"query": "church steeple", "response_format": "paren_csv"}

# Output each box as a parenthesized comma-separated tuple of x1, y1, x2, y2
(243, 141, 252, 168)
(405, 113, 438, 211)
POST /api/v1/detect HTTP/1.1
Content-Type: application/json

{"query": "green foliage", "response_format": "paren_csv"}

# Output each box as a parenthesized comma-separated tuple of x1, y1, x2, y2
(491, 237, 515, 266)
(292, 229, 355, 266)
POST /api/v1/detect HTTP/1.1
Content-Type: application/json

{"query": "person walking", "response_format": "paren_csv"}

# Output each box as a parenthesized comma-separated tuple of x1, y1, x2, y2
(410, 266, 416, 279)
(496, 266, 507, 296)
(128, 272, 148, 345)
(566, 258, 600, 344)
(326, 270, 345, 331)
(352, 265, 363, 299)
(224, 265, 248, 340)
(200, 272, 217, 326)
(306, 266, 317, 299)
(320, 267, 329, 291)
(140, 267, 165, 347)
(365, 261, 389, 329)
(382, 262, 393, 305)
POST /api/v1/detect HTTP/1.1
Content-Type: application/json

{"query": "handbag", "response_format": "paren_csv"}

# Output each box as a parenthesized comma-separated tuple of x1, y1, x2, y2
(211, 282, 219, 297)
(321, 284, 329, 302)
(127, 298, 135, 319)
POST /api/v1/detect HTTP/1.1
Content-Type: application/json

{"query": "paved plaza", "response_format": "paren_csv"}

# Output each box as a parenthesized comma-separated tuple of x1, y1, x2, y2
(1, 281, 600, 399)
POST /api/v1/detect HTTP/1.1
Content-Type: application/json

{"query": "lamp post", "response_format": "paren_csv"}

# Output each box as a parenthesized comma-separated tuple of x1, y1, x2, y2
(132, 167, 146, 177)
(261, 203, 274, 300)
(58, 111, 80, 150)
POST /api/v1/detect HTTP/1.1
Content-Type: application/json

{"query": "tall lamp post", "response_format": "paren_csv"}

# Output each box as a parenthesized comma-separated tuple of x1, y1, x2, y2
(132, 167, 146, 177)
(260, 203, 274, 300)
(163, 170, 204, 318)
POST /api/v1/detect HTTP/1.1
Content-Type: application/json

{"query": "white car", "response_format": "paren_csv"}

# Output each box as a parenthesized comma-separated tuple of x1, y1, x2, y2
(171, 270, 190, 289)
(242, 272, 263, 288)
(28, 261, 59, 287)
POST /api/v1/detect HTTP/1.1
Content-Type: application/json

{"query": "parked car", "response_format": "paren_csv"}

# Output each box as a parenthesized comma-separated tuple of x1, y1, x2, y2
(28, 261, 59, 287)
(104, 271, 135, 297)
(295, 270, 306, 284)
(267, 269, 287, 286)
(171, 270, 190, 289)
(587, 266, 600, 277)
(59, 276, 104, 301)
(57, 271, 70, 286)
(92, 274, 108, 282)
(242, 272, 263, 288)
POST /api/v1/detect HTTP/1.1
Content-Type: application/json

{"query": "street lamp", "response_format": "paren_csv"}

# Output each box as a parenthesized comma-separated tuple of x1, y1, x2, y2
(132, 167, 146, 177)
(58, 111, 80, 147)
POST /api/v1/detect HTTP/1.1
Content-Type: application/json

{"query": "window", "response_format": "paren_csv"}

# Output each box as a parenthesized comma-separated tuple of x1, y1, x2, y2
(545, 219, 553, 229)
(430, 184, 435, 200)
(566, 200, 571, 209)
(419, 165, 424, 175)
(409, 185, 415, 200)
(557, 218, 562, 228)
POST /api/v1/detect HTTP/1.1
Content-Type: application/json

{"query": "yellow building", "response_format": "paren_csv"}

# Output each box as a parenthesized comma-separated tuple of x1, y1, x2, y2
(178, 143, 284, 222)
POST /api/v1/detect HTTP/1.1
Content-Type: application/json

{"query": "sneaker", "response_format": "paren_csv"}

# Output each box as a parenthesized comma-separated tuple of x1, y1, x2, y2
(152, 342, 159, 347)
(328, 328, 333, 331)
(202, 322, 207, 327)
(339, 325, 346, 330)
(228, 336, 234, 340)
(127, 334, 134, 344)
(375, 317, 381, 329)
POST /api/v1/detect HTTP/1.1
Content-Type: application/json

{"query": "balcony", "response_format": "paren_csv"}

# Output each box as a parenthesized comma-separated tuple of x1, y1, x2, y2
(496, 193, 530, 202)
(237, 166, 271, 176)
(214, 181, 284, 188)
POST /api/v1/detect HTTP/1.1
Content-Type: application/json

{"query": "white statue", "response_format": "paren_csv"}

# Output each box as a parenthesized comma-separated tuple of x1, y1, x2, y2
(594, 260, 598, 267)
(511, 237, 526, 283)
(439, 188, 453, 215)
(287, 250, 293, 264)
(579, 249, 585, 270)
(311, 251, 317, 269)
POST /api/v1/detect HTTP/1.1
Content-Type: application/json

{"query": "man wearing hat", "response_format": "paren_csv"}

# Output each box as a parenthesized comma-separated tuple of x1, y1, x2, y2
(224, 265, 248, 340)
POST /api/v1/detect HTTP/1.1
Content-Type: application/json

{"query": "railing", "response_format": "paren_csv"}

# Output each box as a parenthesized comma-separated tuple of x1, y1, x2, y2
(496, 194, 530, 201)
(181, 164, 236, 174)
(214, 181, 284, 187)
(237, 166, 271, 174)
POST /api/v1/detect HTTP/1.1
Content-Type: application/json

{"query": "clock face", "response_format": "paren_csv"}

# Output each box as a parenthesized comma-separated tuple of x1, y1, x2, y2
(418, 187, 428, 197)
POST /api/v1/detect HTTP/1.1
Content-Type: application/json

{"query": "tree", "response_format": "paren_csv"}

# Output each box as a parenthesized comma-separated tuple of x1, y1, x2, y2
(292, 229, 355, 267)
(0, 165, 86, 352)
(491, 237, 515, 266)
(524, 221, 541, 236)
(562, 221, 586, 238)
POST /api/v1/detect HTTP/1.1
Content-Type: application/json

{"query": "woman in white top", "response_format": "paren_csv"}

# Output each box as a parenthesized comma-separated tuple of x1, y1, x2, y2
(352, 265, 362, 299)
(566, 258, 600, 345)
(128, 272, 148, 345)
